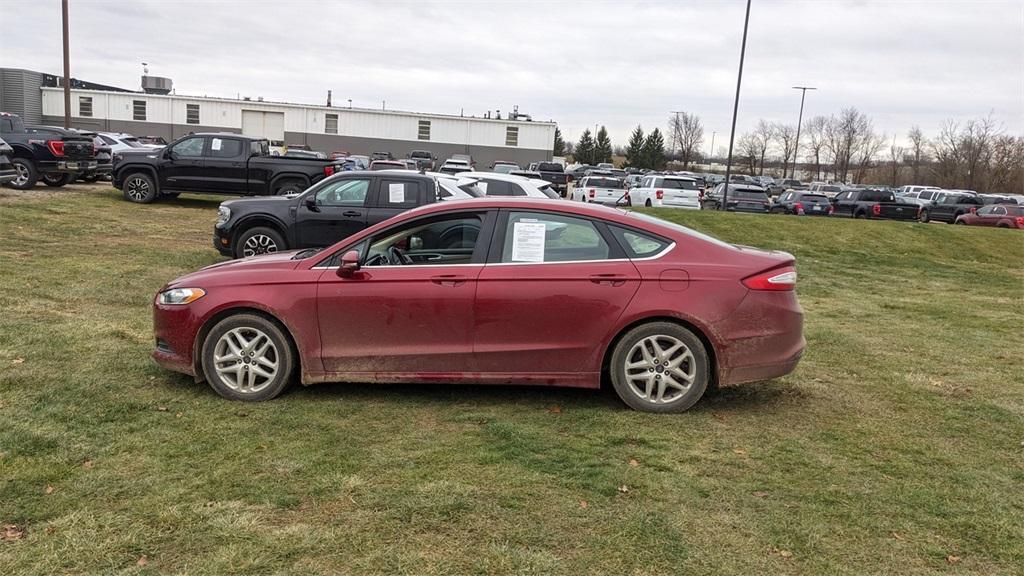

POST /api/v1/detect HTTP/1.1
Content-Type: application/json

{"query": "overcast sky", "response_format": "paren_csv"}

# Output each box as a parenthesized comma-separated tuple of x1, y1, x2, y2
(2, 0, 1022, 151)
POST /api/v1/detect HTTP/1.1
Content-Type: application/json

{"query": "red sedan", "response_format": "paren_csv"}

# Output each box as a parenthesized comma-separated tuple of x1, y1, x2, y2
(152, 199, 804, 412)
(954, 204, 1024, 229)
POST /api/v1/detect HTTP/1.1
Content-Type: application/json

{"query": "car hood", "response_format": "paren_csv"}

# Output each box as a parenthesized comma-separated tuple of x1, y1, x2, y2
(117, 148, 161, 159)
(223, 194, 300, 210)
(163, 251, 306, 290)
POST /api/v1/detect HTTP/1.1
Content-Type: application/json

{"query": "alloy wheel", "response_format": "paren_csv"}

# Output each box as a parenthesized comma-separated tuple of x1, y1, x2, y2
(126, 177, 150, 201)
(13, 163, 30, 187)
(212, 327, 279, 393)
(623, 335, 696, 404)
(243, 234, 278, 257)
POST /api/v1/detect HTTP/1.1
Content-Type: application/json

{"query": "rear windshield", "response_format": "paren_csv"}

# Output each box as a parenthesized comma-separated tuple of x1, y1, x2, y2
(662, 179, 697, 190)
(410, 151, 431, 159)
(539, 186, 562, 199)
(861, 191, 895, 202)
(122, 137, 147, 148)
(536, 162, 563, 172)
(733, 191, 767, 200)
(586, 178, 624, 189)
(801, 194, 828, 202)
(823, 185, 842, 192)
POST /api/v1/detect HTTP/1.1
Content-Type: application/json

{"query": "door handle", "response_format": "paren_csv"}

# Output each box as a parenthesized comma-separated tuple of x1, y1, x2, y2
(342, 210, 361, 217)
(431, 274, 467, 287)
(589, 274, 627, 286)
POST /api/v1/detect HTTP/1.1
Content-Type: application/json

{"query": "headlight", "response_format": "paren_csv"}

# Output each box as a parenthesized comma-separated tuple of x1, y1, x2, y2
(216, 205, 231, 226)
(157, 288, 206, 305)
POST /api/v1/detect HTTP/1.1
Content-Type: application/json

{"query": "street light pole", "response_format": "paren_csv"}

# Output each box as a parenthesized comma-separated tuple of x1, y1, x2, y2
(669, 110, 682, 159)
(721, 0, 752, 210)
(708, 131, 716, 167)
(62, 0, 71, 129)
(790, 86, 816, 179)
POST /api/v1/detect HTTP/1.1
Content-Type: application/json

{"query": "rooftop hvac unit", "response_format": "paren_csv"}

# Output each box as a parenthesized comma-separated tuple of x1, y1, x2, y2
(141, 75, 172, 95)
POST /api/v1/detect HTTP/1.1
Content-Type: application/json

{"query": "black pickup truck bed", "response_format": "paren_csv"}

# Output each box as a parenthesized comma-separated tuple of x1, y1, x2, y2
(1, 112, 97, 189)
(832, 189, 920, 221)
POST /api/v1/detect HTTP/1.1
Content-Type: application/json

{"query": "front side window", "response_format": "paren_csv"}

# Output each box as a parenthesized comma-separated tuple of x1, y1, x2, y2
(502, 211, 610, 263)
(170, 136, 205, 157)
(314, 178, 370, 206)
(364, 213, 483, 266)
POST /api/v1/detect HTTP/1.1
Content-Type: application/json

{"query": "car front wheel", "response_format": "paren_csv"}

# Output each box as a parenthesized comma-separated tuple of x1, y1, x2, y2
(235, 226, 287, 258)
(609, 322, 710, 413)
(201, 313, 295, 401)
(7, 158, 38, 189)
(123, 173, 158, 203)
(919, 210, 930, 223)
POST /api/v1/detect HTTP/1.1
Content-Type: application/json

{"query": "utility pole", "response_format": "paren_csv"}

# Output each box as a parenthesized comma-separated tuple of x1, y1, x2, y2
(721, 0, 752, 209)
(790, 86, 816, 179)
(670, 111, 683, 158)
(62, 0, 71, 128)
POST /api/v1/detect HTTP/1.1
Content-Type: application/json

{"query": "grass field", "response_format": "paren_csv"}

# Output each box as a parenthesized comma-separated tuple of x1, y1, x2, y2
(1, 183, 1022, 575)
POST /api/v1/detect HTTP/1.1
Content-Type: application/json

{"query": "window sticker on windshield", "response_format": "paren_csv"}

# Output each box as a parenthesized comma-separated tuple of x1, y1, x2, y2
(511, 221, 546, 263)
(211, 138, 222, 151)
(389, 183, 405, 203)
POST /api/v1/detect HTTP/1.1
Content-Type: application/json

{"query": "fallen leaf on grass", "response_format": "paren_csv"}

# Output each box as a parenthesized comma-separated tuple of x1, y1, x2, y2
(83, 460, 93, 469)
(156, 406, 168, 412)
(778, 550, 793, 559)
(137, 555, 149, 566)
(10, 358, 24, 365)
(617, 485, 630, 493)
(628, 459, 640, 467)
(890, 531, 904, 540)
(44, 485, 54, 495)
(1, 524, 24, 541)
(44, 525, 55, 535)
(547, 405, 562, 414)
(579, 500, 588, 509)
(175, 412, 183, 418)
(752, 491, 769, 498)
(235, 411, 249, 418)
(946, 555, 960, 564)
(711, 411, 727, 422)
(732, 448, 747, 456)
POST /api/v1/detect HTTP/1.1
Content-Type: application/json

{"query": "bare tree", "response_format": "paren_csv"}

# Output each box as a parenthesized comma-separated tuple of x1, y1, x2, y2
(803, 115, 828, 181)
(668, 112, 704, 169)
(907, 126, 928, 183)
(987, 135, 1024, 195)
(931, 120, 962, 188)
(753, 120, 773, 175)
(736, 133, 760, 175)
(886, 137, 904, 187)
(960, 115, 999, 191)
(772, 123, 797, 177)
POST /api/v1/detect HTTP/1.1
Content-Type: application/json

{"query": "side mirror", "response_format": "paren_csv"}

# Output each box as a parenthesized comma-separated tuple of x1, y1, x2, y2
(304, 196, 319, 211)
(337, 250, 361, 277)
(164, 149, 176, 160)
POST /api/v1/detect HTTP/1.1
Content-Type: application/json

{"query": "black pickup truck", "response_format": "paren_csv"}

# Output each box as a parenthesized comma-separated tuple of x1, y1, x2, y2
(214, 170, 481, 258)
(533, 162, 571, 196)
(112, 133, 345, 203)
(831, 188, 920, 220)
(919, 192, 982, 223)
(1, 112, 97, 189)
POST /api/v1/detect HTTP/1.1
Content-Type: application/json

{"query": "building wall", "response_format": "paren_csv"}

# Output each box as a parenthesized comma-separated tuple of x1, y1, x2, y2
(39, 87, 555, 167)
(0, 68, 45, 124)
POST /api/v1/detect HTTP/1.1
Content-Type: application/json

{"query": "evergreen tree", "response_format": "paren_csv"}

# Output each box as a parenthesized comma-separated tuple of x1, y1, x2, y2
(625, 125, 645, 168)
(595, 126, 613, 163)
(575, 129, 595, 165)
(552, 127, 566, 156)
(642, 128, 667, 170)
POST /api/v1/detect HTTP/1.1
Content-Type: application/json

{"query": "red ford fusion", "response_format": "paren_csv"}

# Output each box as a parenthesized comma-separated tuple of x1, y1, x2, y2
(152, 199, 804, 412)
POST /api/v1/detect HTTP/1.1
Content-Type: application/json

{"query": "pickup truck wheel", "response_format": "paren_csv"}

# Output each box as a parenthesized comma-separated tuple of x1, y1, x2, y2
(42, 173, 72, 187)
(7, 158, 38, 190)
(854, 210, 866, 219)
(123, 173, 158, 203)
(236, 226, 286, 258)
(919, 210, 930, 223)
(274, 180, 305, 195)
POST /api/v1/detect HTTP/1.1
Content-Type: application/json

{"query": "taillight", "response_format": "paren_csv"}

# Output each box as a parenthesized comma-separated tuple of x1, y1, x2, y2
(742, 266, 797, 291)
(969, 206, 977, 214)
(93, 141, 99, 153)
(47, 140, 65, 157)
(872, 204, 881, 216)
(656, 189, 664, 200)
(1015, 217, 1024, 228)
(588, 188, 595, 198)
(324, 165, 335, 177)
(794, 201, 804, 214)
(828, 204, 834, 215)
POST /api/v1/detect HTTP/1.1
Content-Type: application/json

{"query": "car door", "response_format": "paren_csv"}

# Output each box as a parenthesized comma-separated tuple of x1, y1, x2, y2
(981, 205, 1005, 226)
(295, 176, 372, 248)
(473, 209, 641, 375)
(364, 176, 428, 224)
(158, 135, 207, 191)
(316, 209, 494, 374)
(200, 136, 249, 194)
(833, 191, 854, 216)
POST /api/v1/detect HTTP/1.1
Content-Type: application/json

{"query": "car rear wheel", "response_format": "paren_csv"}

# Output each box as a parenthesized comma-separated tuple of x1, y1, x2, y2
(236, 226, 286, 258)
(201, 314, 294, 401)
(42, 173, 72, 187)
(7, 158, 38, 190)
(123, 173, 158, 203)
(609, 322, 710, 413)
(919, 210, 930, 223)
(955, 220, 967, 225)
(274, 180, 305, 195)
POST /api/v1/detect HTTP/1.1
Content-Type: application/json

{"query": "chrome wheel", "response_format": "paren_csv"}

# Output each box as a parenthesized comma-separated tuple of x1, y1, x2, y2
(242, 234, 278, 257)
(125, 177, 150, 201)
(212, 327, 279, 394)
(624, 335, 696, 404)
(13, 163, 30, 186)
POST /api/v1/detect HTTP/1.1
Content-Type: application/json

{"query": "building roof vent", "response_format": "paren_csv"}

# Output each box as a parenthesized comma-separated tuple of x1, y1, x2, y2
(141, 75, 172, 95)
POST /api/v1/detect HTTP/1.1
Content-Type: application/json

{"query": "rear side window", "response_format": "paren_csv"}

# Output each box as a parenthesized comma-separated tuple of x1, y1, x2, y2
(380, 179, 422, 207)
(209, 138, 243, 158)
(609, 225, 670, 258)
(502, 211, 610, 263)
(478, 179, 521, 197)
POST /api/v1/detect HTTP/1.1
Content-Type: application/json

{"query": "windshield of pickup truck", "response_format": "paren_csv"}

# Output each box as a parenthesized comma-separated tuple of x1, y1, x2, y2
(537, 163, 564, 172)
(586, 178, 624, 189)
(661, 179, 698, 190)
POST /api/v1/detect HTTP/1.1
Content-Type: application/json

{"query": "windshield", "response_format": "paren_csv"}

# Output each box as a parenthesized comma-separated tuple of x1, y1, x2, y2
(536, 162, 563, 172)
(410, 151, 430, 159)
(801, 194, 828, 202)
(662, 179, 697, 190)
(586, 178, 624, 189)
(122, 137, 147, 148)
(493, 164, 517, 174)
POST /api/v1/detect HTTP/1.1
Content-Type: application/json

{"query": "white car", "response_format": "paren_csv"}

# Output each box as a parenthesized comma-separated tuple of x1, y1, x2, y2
(571, 175, 627, 205)
(455, 171, 561, 199)
(97, 132, 153, 152)
(807, 183, 845, 199)
(628, 175, 701, 209)
(439, 160, 471, 175)
(897, 185, 942, 206)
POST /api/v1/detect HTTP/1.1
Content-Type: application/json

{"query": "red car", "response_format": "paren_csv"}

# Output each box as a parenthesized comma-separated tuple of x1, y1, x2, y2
(954, 204, 1024, 229)
(152, 199, 804, 412)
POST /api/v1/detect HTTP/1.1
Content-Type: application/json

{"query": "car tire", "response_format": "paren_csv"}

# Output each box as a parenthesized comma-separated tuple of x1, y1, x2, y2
(42, 173, 72, 187)
(919, 210, 930, 223)
(645, 199, 652, 207)
(854, 210, 865, 219)
(122, 172, 158, 203)
(274, 180, 306, 195)
(235, 226, 287, 258)
(81, 174, 102, 183)
(609, 322, 710, 413)
(201, 313, 295, 402)
(955, 220, 967, 225)
(7, 158, 38, 190)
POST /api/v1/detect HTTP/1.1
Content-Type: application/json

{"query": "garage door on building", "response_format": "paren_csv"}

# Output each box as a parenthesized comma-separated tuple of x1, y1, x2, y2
(241, 110, 284, 141)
